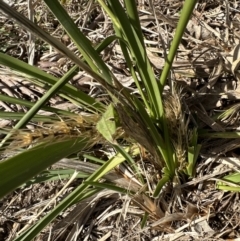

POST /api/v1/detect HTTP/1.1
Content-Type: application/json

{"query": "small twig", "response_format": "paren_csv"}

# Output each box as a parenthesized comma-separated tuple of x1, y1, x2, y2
(174, 168, 231, 189)
(28, 0, 36, 65)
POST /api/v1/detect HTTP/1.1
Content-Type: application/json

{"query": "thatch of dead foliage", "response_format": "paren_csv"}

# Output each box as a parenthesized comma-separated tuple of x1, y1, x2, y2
(1, 0, 240, 240)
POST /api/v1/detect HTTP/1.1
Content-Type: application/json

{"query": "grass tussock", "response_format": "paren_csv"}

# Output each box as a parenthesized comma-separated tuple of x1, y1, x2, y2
(1, 0, 240, 240)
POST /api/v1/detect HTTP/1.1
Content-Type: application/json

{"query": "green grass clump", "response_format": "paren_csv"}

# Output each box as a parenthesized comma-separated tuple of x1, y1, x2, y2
(0, 0, 200, 239)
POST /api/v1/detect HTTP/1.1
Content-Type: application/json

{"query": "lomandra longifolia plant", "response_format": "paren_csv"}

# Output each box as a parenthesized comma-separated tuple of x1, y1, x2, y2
(0, 0, 199, 240)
